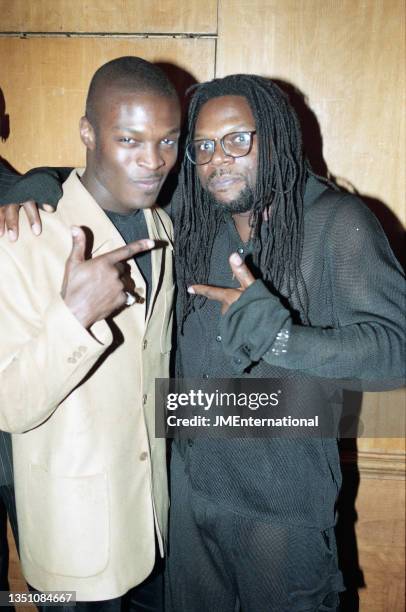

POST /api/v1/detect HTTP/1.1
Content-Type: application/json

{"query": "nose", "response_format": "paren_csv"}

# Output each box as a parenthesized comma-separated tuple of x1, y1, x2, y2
(210, 141, 234, 166)
(137, 144, 165, 170)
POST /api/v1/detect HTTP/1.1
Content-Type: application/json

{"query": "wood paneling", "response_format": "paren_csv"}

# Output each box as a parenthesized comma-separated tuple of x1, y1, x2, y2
(216, 0, 405, 225)
(358, 388, 406, 446)
(0, 37, 215, 170)
(337, 463, 405, 612)
(341, 448, 405, 480)
(355, 477, 405, 611)
(0, 0, 217, 34)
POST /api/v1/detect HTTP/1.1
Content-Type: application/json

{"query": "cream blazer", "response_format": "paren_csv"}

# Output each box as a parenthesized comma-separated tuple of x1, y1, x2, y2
(0, 170, 174, 600)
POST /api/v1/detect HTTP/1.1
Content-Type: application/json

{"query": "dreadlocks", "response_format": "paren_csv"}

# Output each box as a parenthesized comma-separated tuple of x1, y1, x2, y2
(176, 74, 311, 328)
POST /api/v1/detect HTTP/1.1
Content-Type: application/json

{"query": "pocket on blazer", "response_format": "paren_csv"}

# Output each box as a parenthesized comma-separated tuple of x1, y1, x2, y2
(27, 464, 109, 577)
(160, 286, 174, 354)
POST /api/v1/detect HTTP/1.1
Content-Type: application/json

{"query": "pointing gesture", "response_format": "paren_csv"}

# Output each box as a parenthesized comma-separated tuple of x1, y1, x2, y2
(188, 252, 255, 314)
(61, 226, 155, 328)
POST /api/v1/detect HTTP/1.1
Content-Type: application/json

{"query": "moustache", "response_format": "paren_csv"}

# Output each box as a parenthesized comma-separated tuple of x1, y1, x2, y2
(207, 170, 245, 185)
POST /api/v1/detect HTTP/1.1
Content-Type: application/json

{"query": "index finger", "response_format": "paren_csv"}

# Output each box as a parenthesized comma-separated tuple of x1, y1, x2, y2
(229, 252, 255, 289)
(99, 239, 156, 265)
(188, 284, 230, 303)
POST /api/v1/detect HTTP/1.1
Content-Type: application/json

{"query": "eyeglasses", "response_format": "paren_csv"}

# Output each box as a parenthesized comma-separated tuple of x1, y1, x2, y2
(185, 130, 256, 165)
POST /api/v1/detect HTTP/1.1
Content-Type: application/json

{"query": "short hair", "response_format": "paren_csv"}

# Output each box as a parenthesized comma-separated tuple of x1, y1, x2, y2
(85, 56, 177, 125)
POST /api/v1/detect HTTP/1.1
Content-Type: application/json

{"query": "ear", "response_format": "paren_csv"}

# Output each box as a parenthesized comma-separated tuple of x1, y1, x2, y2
(79, 116, 96, 151)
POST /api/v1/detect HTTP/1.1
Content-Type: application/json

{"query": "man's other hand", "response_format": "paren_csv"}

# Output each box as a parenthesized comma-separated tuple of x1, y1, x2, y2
(0, 200, 55, 241)
(61, 226, 156, 328)
(187, 252, 255, 314)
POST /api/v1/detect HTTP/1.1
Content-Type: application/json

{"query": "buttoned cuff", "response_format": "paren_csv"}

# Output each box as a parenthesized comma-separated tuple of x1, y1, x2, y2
(219, 280, 291, 373)
(44, 295, 113, 369)
(0, 295, 114, 433)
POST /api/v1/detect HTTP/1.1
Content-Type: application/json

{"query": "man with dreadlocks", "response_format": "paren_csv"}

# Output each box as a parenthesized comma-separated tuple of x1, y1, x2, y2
(166, 74, 405, 612)
(1, 74, 405, 611)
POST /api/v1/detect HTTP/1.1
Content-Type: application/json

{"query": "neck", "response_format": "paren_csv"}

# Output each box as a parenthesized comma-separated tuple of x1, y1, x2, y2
(81, 168, 128, 214)
(232, 211, 252, 243)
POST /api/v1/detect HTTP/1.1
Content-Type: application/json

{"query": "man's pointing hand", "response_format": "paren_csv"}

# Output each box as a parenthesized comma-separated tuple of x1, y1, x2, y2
(187, 252, 255, 314)
(61, 225, 155, 328)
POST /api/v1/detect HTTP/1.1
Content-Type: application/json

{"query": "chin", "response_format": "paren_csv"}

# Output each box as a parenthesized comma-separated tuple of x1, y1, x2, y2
(212, 195, 253, 215)
(210, 188, 239, 204)
(209, 184, 254, 214)
(126, 191, 159, 210)
(213, 194, 237, 206)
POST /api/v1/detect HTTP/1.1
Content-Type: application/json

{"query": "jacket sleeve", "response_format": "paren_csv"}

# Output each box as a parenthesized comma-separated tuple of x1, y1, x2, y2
(0, 246, 113, 433)
(219, 196, 405, 389)
(0, 167, 71, 208)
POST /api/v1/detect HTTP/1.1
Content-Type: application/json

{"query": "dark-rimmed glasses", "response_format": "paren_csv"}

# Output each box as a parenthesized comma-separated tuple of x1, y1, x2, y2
(186, 130, 256, 165)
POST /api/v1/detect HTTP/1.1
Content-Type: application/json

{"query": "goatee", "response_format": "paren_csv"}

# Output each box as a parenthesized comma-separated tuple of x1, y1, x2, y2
(209, 185, 254, 216)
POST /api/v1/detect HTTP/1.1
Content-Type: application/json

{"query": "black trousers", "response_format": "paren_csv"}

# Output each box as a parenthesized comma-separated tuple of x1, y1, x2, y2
(0, 484, 18, 612)
(166, 445, 343, 612)
(34, 553, 165, 612)
(0, 484, 18, 587)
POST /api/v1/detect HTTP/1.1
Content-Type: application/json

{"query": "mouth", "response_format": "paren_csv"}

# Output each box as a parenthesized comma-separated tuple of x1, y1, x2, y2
(131, 177, 162, 192)
(208, 175, 244, 191)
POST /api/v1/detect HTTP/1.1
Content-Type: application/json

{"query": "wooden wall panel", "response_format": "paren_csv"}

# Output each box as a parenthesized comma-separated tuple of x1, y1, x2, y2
(0, 37, 215, 170)
(357, 389, 405, 445)
(355, 477, 405, 611)
(216, 0, 405, 226)
(0, 0, 217, 34)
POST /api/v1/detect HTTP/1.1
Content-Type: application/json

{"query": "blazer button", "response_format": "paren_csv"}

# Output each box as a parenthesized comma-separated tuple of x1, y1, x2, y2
(142, 394, 148, 405)
(143, 339, 148, 350)
(139, 451, 148, 461)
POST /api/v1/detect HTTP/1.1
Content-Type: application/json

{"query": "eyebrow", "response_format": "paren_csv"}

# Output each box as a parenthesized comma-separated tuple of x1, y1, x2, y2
(194, 125, 255, 139)
(113, 125, 181, 135)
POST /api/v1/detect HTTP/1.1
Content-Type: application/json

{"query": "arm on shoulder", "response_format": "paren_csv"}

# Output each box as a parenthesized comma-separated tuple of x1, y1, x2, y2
(0, 166, 73, 240)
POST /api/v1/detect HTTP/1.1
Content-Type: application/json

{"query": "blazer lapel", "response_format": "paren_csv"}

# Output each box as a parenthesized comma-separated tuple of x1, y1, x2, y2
(144, 207, 173, 325)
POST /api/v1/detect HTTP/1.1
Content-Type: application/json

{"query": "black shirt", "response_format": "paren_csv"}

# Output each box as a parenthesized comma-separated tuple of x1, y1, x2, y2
(105, 208, 152, 311)
(175, 176, 405, 528)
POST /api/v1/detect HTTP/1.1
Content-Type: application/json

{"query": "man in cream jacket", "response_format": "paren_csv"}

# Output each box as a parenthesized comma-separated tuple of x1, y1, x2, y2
(0, 57, 180, 610)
